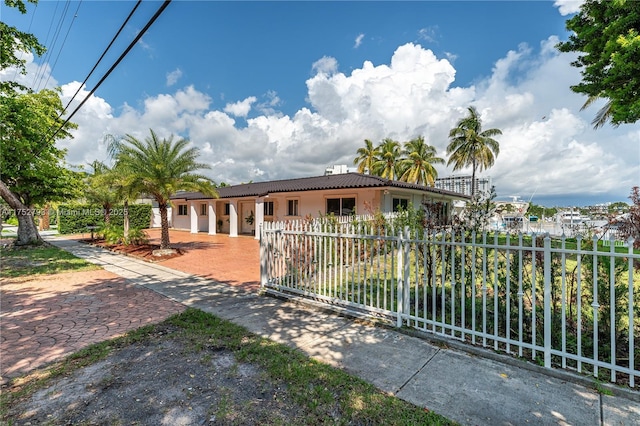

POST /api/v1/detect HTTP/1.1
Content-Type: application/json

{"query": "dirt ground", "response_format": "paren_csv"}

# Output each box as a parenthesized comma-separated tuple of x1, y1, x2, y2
(2, 232, 299, 424)
(4, 323, 305, 425)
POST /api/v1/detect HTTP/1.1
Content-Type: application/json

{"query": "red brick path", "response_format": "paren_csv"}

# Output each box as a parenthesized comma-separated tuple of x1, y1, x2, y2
(1, 270, 185, 383)
(1, 230, 260, 385)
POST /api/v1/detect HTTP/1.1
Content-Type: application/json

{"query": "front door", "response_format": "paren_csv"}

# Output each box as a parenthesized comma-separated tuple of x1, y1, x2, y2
(239, 202, 254, 234)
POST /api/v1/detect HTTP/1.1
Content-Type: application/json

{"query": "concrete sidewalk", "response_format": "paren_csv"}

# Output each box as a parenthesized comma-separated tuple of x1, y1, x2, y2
(45, 236, 640, 425)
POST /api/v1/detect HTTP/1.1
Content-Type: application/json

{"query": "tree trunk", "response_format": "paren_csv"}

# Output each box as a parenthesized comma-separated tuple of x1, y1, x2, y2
(104, 202, 111, 224)
(0, 179, 42, 245)
(39, 203, 50, 231)
(471, 160, 477, 199)
(123, 199, 130, 243)
(159, 203, 171, 250)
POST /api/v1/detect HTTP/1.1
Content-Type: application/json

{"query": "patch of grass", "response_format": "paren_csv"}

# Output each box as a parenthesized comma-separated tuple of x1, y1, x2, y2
(168, 308, 455, 425)
(0, 243, 99, 277)
(2, 308, 456, 425)
(0, 323, 164, 418)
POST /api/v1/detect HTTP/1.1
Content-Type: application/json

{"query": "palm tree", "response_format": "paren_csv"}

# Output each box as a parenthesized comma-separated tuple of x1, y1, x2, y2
(581, 94, 616, 130)
(398, 136, 445, 186)
(85, 160, 119, 224)
(446, 106, 501, 198)
(353, 139, 378, 174)
(113, 129, 218, 250)
(372, 138, 402, 180)
(104, 134, 146, 243)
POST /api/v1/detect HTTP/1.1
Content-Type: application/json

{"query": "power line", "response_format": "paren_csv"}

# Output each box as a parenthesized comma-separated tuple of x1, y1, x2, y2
(61, 0, 143, 115)
(41, 0, 83, 90)
(32, 0, 69, 91)
(44, 0, 172, 148)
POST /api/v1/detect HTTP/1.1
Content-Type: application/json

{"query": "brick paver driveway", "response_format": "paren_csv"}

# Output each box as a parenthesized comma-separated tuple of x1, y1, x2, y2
(1, 229, 260, 385)
(146, 229, 260, 290)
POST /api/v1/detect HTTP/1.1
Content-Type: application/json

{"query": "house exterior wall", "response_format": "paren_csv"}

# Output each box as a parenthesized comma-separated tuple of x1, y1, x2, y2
(173, 203, 190, 230)
(171, 186, 461, 239)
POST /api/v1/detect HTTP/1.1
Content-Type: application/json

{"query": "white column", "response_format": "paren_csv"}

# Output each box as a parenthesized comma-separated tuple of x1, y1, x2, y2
(208, 201, 217, 235)
(254, 198, 264, 240)
(189, 201, 198, 233)
(229, 200, 238, 237)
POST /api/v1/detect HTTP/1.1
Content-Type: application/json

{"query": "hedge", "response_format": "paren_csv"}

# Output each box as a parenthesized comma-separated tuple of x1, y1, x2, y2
(57, 203, 153, 234)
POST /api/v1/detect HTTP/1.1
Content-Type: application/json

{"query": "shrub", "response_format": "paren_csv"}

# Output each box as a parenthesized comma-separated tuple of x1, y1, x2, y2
(58, 204, 152, 234)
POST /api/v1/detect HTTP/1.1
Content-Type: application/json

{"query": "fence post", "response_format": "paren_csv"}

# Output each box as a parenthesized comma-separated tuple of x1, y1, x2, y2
(259, 222, 267, 287)
(543, 234, 552, 369)
(396, 228, 406, 328)
(403, 227, 411, 324)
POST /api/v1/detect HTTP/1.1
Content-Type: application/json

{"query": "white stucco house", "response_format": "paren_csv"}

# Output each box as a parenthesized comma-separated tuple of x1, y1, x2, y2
(169, 173, 470, 239)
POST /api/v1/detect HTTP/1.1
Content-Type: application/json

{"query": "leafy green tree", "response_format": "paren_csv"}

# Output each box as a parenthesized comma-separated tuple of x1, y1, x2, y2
(398, 136, 444, 186)
(112, 129, 217, 250)
(0, 0, 81, 245)
(353, 139, 378, 174)
(372, 138, 402, 180)
(0, 89, 81, 245)
(609, 201, 630, 214)
(527, 203, 557, 219)
(0, 0, 45, 95)
(557, 0, 640, 127)
(446, 106, 501, 198)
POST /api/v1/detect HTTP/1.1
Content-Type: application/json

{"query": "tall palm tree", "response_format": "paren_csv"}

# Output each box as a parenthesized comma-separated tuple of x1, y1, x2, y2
(372, 138, 402, 180)
(446, 106, 501, 197)
(353, 139, 378, 174)
(113, 129, 218, 250)
(398, 136, 445, 186)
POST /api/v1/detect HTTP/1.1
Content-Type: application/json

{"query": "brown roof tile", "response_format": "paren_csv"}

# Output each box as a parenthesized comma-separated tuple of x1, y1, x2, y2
(171, 173, 469, 201)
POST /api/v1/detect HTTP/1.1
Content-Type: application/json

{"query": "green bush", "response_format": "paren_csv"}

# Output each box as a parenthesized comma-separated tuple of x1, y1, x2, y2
(58, 204, 152, 234)
(97, 223, 149, 246)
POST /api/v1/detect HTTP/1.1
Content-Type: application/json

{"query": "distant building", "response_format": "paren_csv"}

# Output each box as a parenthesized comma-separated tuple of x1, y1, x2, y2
(324, 164, 352, 175)
(434, 175, 492, 197)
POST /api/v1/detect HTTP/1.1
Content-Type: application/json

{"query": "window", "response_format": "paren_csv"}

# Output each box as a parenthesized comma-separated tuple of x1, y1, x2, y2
(224, 203, 230, 215)
(177, 204, 188, 216)
(264, 201, 274, 216)
(392, 198, 409, 212)
(287, 199, 299, 216)
(200, 203, 207, 216)
(326, 197, 356, 216)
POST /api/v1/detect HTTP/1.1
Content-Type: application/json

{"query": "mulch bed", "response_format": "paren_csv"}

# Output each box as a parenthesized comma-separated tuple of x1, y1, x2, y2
(82, 239, 184, 262)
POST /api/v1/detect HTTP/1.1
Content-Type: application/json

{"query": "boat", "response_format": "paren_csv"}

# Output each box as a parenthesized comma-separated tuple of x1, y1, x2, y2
(558, 211, 588, 225)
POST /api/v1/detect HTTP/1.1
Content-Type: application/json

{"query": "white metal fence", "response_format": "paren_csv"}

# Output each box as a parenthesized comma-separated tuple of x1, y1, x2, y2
(260, 219, 639, 387)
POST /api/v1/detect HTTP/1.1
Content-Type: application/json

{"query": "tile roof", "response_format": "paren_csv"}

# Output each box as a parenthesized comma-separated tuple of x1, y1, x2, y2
(171, 173, 469, 201)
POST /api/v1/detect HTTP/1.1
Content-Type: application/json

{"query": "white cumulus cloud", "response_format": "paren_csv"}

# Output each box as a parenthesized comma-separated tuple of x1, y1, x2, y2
(553, 0, 583, 16)
(166, 68, 182, 86)
(7, 36, 638, 205)
(223, 97, 257, 118)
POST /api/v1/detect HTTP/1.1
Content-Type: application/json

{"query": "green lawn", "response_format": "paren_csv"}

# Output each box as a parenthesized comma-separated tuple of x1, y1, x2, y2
(0, 242, 99, 277)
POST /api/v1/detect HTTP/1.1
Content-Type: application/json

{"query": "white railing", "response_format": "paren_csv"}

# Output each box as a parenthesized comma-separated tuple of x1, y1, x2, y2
(260, 220, 639, 387)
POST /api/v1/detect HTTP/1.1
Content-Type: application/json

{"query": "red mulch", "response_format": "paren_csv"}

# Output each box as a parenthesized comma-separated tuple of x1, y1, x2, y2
(82, 239, 184, 262)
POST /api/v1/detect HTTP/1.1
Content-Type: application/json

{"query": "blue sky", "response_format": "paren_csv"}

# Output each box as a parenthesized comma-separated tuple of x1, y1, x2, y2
(2, 0, 639, 206)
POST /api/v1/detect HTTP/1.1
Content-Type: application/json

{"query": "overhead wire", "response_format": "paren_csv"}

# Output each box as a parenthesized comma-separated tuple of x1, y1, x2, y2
(31, 0, 69, 91)
(61, 0, 143, 115)
(42, 0, 173, 150)
(41, 0, 83, 90)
